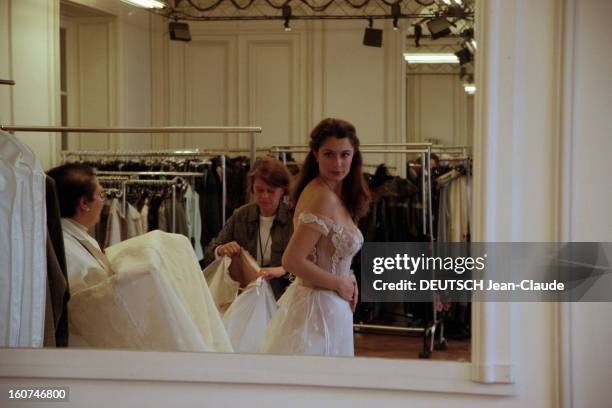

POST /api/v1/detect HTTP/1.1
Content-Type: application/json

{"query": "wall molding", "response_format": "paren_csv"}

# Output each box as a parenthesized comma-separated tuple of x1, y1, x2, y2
(0, 348, 515, 396)
(558, 0, 577, 406)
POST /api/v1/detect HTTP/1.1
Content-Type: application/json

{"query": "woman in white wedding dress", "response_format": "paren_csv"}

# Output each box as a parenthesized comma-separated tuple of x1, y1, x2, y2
(258, 118, 371, 357)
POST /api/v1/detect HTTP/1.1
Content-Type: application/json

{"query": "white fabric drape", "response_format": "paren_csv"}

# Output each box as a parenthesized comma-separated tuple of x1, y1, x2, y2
(0, 131, 46, 347)
(69, 230, 232, 352)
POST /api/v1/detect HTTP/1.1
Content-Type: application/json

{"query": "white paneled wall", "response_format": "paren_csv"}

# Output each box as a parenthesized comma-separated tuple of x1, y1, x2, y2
(407, 73, 473, 146)
(0, 0, 61, 170)
(72, 17, 116, 150)
(151, 19, 406, 170)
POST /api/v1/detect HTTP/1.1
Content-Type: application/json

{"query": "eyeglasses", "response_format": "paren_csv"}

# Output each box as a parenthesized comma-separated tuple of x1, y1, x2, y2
(95, 190, 107, 200)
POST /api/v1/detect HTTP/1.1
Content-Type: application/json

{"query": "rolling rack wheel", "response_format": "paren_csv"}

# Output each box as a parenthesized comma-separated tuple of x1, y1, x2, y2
(434, 320, 448, 350)
(418, 322, 435, 359)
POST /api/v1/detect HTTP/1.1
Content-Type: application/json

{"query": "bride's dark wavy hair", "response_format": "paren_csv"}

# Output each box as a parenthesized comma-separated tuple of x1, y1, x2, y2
(291, 118, 371, 220)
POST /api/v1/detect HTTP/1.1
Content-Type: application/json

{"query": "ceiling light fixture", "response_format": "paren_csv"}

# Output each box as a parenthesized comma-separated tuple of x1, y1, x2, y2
(363, 18, 383, 47)
(120, 0, 166, 9)
(391, 4, 401, 32)
(427, 17, 452, 40)
(282, 4, 292, 32)
(454, 47, 473, 65)
(403, 53, 459, 64)
(413, 24, 422, 47)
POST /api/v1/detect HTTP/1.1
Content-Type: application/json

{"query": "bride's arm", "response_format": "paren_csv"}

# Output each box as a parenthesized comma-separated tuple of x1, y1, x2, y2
(282, 223, 355, 301)
(282, 189, 355, 301)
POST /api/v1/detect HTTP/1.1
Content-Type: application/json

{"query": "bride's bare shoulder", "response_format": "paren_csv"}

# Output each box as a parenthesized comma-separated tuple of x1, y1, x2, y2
(296, 179, 338, 217)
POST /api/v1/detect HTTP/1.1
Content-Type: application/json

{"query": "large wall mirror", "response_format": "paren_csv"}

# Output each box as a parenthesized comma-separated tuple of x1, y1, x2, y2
(5, 0, 478, 367)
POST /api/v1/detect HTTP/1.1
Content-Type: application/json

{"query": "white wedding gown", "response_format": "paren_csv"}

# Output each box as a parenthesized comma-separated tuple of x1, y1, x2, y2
(69, 230, 233, 352)
(258, 211, 363, 356)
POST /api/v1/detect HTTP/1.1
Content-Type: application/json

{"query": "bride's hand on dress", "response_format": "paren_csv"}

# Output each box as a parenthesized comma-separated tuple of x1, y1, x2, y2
(336, 275, 356, 302)
(350, 275, 358, 312)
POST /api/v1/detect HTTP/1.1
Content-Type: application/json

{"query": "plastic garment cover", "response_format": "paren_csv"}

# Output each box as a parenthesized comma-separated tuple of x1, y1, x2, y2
(68, 230, 232, 352)
(222, 277, 277, 353)
(205, 256, 240, 314)
(0, 131, 46, 347)
(205, 251, 278, 353)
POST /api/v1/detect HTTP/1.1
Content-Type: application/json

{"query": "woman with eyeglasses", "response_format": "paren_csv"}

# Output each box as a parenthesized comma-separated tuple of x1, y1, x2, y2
(48, 163, 112, 296)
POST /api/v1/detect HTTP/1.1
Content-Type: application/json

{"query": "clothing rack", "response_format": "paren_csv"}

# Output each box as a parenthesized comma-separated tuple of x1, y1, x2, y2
(269, 145, 435, 238)
(3, 125, 261, 226)
(96, 175, 186, 232)
(0, 125, 261, 167)
(97, 176, 130, 217)
(63, 150, 229, 224)
(121, 177, 185, 233)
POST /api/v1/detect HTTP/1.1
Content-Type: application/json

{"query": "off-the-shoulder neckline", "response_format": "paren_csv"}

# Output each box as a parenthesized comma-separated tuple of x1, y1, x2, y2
(297, 211, 360, 232)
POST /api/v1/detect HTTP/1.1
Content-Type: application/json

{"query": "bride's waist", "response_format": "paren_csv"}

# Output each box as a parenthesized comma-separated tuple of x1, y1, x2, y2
(294, 276, 348, 290)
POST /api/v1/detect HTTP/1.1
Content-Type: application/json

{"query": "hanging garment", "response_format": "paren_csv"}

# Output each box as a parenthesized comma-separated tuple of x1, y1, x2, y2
(104, 198, 123, 248)
(258, 212, 363, 357)
(91, 199, 111, 248)
(125, 203, 144, 239)
(102, 199, 144, 248)
(437, 185, 451, 243)
(44, 177, 69, 347)
(69, 230, 233, 352)
(185, 185, 204, 260)
(223, 277, 277, 353)
(140, 199, 149, 234)
(449, 176, 468, 242)
(158, 196, 188, 236)
(204, 160, 223, 244)
(205, 256, 240, 315)
(0, 131, 47, 347)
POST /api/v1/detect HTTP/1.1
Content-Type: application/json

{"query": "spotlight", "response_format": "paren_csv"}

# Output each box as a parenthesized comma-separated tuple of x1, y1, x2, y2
(363, 18, 383, 48)
(169, 22, 191, 42)
(454, 47, 472, 65)
(460, 28, 474, 38)
(427, 17, 452, 40)
(413, 24, 422, 47)
(391, 4, 401, 31)
(282, 4, 292, 32)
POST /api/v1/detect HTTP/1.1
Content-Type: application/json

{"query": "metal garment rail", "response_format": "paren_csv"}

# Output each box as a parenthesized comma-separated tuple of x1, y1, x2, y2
(97, 176, 129, 214)
(0, 125, 261, 167)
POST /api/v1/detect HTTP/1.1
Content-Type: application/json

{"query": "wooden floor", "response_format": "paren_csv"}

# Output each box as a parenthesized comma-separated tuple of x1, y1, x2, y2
(354, 332, 471, 361)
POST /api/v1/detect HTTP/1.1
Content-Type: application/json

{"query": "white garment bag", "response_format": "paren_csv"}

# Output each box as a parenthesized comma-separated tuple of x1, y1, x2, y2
(222, 277, 277, 353)
(204, 252, 278, 353)
(0, 131, 46, 347)
(205, 256, 240, 314)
